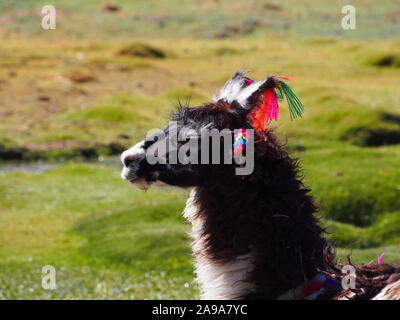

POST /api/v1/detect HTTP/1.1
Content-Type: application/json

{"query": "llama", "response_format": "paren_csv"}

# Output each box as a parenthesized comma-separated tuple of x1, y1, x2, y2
(121, 71, 400, 300)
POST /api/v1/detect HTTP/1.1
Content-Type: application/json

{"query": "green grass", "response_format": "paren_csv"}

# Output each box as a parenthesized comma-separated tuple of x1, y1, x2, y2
(324, 212, 400, 249)
(0, 163, 399, 299)
(302, 147, 400, 226)
(0, 164, 198, 299)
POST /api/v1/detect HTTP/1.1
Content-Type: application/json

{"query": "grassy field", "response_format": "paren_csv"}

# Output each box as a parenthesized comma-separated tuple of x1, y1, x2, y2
(0, 162, 399, 299)
(1, 0, 399, 39)
(0, 1, 399, 299)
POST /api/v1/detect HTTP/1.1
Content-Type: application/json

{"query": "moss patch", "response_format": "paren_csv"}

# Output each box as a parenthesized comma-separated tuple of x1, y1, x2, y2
(368, 54, 400, 68)
(117, 42, 166, 59)
(341, 126, 400, 147)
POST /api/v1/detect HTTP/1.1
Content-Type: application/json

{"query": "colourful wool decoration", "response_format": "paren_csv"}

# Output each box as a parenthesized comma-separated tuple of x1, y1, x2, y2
(243, 76, 255, 86)
(278, 79, 305, 120)
(249, 89, 279, 132)
(233, 128, 247, 156)
(234, 74, 304, 156)
(301, 273, 338, 300)
(377, 252, 385, 264)
(244, 74, 304, 132)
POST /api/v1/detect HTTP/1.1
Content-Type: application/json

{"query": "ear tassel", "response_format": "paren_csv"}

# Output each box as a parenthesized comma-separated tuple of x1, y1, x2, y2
(278, 80, 304, 120)
(248, 89, 279, 132)
(264, 90, 278, 122)
(243, 74, 304, 132)
(275, 89, 283, 101)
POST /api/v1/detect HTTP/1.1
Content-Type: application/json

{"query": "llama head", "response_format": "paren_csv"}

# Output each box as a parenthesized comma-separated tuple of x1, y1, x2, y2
(121, 71, 298, 189)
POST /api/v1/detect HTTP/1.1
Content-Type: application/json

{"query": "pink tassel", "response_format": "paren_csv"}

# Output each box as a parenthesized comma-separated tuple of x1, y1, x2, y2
(248, 89, 279, 132)
(264, 89, 278, 122)
(377, 252, 385, 264)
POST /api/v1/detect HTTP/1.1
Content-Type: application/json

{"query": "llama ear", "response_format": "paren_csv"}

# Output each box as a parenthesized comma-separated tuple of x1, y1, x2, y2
(235, 75, 280, 109)
(215, 72, 304, 131)
(213, 71, 247, 103)
(239, 75, 304, 132)
(214, 72, 280, 108)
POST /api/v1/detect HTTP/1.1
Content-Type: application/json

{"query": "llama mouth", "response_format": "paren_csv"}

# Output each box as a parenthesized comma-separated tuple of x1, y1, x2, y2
(121, 168, 154, 190)
(120, 168, 137, 182)
(123, 174, 150, 190)
(132, 178, 150, 190)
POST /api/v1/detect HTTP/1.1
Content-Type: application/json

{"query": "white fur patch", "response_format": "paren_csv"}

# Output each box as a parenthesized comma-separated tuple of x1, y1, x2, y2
(235, 80, 264, 108)
(120, 140, 145, 181)
(121, 140, 145, 165)
(183, 189, 256, 299)
(213, 72, 246, 104)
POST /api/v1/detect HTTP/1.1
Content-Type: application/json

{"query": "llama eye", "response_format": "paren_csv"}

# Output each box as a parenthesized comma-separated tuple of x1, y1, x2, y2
(184, 135, 200, 143)
(185, 134, 199, 139)
(179, 137, 191, 144)
(143, 135, 158, 148)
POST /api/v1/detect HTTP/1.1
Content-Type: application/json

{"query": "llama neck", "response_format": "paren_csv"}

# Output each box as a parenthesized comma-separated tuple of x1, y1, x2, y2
(184, 169, 331, 299)
(184, 189, 256, 299)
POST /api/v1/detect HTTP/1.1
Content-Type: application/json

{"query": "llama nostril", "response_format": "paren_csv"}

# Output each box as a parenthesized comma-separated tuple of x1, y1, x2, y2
(121, 141, 146, 169)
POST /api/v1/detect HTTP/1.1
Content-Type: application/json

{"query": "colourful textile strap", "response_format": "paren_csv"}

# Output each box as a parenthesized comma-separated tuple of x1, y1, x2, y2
(301, 274, 338, 300)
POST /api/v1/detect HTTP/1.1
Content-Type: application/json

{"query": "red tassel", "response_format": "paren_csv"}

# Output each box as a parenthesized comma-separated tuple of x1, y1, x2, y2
(248, 89, 279, 132)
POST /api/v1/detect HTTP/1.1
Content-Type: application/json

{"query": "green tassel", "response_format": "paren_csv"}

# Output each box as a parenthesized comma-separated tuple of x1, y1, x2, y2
(279, 81, 304, 120)
(275, 89, 283, 101)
